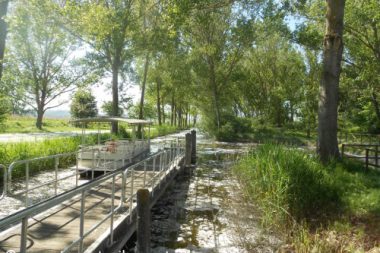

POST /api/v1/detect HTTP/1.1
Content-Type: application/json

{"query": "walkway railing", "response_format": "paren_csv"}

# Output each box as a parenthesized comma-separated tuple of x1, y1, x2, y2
(0, 145, 185, 253)
(0, 164, 6, 200)
(4, 139, 155, 207)
(342, 143, 380, 169)
(338, 132, 380, 145)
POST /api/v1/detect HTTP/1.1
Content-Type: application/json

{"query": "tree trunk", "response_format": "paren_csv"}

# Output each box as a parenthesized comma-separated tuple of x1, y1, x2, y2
(371, 91, 380, 121)
(173, 104, 177, 127)
(0, 0, 9, 80)
(111, 58, 120, 134)
(162, 100, 165, 124)
(138, 53, 150, 134)
(317, 0, 345, 162)
(209, 59, 221, 130)
(171, 95, 174, 126)
(156, 79, 161, 125)
(178, 108, 182, 128)
(36, 106, 44, 130)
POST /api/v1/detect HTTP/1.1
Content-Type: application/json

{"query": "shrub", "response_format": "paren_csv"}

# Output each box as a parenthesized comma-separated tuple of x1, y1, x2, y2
(70, 89, 98, 120)
(215, 115, 252, 141)
(233, 144, 342, 229)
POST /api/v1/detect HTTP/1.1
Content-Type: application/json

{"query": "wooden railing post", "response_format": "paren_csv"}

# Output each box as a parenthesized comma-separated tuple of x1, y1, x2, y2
(341, 144, 345, 159)
(365, 148, 369, 170)
(376, 145, 379, 167)
(137, 189, 151, 253)
(191, 130, 196, 164)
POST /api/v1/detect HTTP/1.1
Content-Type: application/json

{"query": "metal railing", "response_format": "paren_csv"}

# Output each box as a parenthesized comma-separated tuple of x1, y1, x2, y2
(7, 151, 82, 207)
(0, 144, 185, 253)
(338, 132, 380, 145)
(342, 143, 379, 169)
(0, 164, 6, 200)
(4, 139, 153, 207)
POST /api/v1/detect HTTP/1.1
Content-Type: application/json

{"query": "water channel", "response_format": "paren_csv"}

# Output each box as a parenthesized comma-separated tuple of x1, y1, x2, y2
(0, 130, 282, 252)
(125, 131, 282, 253)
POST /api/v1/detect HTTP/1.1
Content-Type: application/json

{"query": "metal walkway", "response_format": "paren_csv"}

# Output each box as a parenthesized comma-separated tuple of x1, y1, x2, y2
(0, 146, 185, 253)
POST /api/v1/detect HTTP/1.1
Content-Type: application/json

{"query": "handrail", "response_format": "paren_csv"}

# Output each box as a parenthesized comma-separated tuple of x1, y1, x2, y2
(0, 144, 185, 253)
(0, 164, 6, 200)
(5, 139, 152, 207)
(7, 151, 81, 206)
(342, 143, 379, 169)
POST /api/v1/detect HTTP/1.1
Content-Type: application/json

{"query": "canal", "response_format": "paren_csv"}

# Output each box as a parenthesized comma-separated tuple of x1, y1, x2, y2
(125, 131, 282, 252)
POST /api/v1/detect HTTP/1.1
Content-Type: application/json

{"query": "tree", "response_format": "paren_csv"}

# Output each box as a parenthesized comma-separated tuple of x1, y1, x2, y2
(317, 0, 346, 162)
(0, 0, 9, 79)
(101, 101, 123, 117)
(7, 0, 90, 129)
(64, 0, 135, 134)
(70, 89, 98, 119)
(0, 94, 10, 126)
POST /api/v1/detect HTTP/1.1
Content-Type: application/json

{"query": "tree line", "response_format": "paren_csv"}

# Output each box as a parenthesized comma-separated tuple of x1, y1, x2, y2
(0, 0, 378, 162)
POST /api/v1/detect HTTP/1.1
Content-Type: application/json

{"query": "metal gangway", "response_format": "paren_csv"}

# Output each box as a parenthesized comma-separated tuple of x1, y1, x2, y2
(0, 143, 185, 253)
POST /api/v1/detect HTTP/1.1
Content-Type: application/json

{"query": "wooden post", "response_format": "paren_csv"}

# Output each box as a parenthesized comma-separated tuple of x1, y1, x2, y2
(375, 145, 378, 167)
(137, 189, 151, 253)
(365, 148, 369, 170)
(185, 133, 192, 166)
(341, 144, 345, 159)
(191, 130, 196, 164)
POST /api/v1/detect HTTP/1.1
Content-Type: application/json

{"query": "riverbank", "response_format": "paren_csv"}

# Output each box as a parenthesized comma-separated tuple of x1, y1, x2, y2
(233, 144, 380, 252)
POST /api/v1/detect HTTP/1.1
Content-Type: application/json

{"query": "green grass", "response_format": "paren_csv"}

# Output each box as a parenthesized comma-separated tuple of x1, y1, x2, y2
(0, 134, 112, 180)
(0, 123, 181, 183)
(149, 124, 180, 138)
(233, 144, 380, 251)
(246, 127, 315, 146)
(2, 115, 80, 133)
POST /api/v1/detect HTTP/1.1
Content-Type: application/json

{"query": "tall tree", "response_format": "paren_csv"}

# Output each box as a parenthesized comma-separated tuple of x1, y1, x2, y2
(7, 0, 90, 129)
(317, 0, 346, 162)
(64, 0, 135, 133)
(0, 0, 9, 79)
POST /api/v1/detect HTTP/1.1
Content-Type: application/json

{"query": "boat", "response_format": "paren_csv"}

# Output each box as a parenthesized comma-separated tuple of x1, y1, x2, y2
(70, 117, 152, 175)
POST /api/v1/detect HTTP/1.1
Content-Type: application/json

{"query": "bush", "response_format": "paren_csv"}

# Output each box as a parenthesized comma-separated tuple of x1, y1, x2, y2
(0, 95, 10, 127)
(118, 125, 131, 139)
(233, 144, 342, 228)
(70, 89, 98, 121)
(215, 115, 252, 141)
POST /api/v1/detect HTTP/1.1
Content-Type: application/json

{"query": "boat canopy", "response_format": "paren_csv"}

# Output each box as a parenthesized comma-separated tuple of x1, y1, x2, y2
(70, 117, 152, 125)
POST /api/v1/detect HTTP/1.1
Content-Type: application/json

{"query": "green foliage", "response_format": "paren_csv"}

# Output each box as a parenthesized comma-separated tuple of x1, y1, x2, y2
(0, 95, 10, 125)
(1, 116, 81, 133)
(234, 145, 341, 228)
(0, 134, 111, 181)
(213, 115, 252, 142)
(234, 144, 380, 249)
(118, 125, 131, 139)
(70, 89, 98, 119)
(101, 101, 123, 116)
(151, 124, 178, 138)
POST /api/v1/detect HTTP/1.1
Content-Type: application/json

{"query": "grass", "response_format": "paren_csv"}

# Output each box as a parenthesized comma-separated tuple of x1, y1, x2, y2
(0, 123, 181, 182)
(246, 127, 315, 146)
(233, 144, 380, 251)
(2, 115, 80, 133)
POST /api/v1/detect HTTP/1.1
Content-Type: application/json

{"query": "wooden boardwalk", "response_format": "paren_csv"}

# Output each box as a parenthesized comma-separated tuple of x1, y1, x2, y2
(0, 149, 186, 253)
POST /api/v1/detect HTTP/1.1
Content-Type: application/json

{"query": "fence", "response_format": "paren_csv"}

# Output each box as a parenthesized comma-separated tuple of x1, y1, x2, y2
(0, 144, 185, 253)
(338, 132, 380, 145)
(341, 144, 379, 169)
